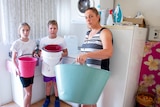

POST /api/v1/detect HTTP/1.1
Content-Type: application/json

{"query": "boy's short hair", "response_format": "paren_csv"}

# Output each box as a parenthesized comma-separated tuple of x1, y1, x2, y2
(48, 20, 58, 28)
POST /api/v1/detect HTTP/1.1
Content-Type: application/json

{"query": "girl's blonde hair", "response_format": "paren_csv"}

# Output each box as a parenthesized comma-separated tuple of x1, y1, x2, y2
(18, 22, 30, 37)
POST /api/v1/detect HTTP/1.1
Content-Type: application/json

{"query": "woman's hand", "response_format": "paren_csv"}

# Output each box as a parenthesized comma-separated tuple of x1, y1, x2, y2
(76, 53, 88, 65)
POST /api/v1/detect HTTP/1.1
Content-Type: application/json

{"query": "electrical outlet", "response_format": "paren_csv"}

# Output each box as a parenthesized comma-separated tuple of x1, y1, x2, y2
(148, 26, 160, 41)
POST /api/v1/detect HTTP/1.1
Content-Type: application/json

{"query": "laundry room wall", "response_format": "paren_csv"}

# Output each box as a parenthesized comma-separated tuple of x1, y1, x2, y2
(57, 0, 88, 46)
(57, 0, 114, 46)
(115, 0, 160, 26)
(0, 43, 12, 105)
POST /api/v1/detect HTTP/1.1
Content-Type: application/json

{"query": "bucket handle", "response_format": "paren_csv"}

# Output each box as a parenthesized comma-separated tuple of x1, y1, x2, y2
(63, 56, 87, 65)
(61, 56, 87, 65)
(19, 54, 33, 57)
(18, 54, 39, 66)
(72, 60, 86, 66)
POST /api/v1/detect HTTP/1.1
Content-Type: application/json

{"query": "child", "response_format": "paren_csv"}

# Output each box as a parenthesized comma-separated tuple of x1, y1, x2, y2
(39, 20, 68, 107)
(10, 22, 38, 107)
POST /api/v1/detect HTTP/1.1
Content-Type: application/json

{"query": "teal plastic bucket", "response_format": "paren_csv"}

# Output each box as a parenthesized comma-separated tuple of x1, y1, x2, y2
(55, 64, 110, 104)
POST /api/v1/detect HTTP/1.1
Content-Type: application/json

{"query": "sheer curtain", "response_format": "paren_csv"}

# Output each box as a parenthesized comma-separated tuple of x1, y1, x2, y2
(56, 0, 71, 37)
(0, 0, 57, 45)
(0, 1, 59, 105)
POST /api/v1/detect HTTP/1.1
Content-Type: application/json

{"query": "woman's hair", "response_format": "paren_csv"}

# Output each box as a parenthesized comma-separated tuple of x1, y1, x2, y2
(85, 7, 99, 16)
(85, 7, 100, 22)
(18, 22, 30, 37)
(47, 20, 58, 28)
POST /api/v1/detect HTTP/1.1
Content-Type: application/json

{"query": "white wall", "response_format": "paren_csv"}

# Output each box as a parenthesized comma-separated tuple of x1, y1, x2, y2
(0, 43, 12, 105)
(0, 3, 12, 105)
(56, 0, 87, 46)
(58, 0, 160, 46)
(115, 0, 160, 26)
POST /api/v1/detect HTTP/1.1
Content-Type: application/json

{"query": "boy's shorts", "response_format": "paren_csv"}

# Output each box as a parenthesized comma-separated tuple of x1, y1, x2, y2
(43, 76, 56, 82)
(20, 76, 34, 88)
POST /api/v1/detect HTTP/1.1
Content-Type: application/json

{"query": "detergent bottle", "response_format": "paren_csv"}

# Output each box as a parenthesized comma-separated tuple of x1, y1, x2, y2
(113, 4, 123, 24)
(106, 9, 113, 26)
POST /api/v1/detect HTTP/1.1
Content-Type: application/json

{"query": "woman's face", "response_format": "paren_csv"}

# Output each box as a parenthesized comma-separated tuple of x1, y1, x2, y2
(48, 24, 58, 37)
(19, 25, 30, 38)
(84, 9, 100, 28)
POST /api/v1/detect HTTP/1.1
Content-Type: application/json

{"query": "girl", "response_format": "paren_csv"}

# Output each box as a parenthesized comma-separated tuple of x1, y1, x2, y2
(10, 22, 37, 107)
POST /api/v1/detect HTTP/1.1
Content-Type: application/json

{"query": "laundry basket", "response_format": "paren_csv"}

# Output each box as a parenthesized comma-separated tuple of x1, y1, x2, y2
(55, 64, 110, 104)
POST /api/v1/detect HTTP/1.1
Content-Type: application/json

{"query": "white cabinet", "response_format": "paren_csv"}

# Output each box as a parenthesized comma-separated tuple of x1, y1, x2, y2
(97, 25, 147, 107)
(7, 60, 45, 107)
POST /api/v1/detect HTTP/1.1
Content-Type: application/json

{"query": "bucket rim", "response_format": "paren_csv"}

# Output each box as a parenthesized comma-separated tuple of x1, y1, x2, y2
(18, 56, 37, 62)
(42, 44, 62, 52)
(55, 64, 110, 72)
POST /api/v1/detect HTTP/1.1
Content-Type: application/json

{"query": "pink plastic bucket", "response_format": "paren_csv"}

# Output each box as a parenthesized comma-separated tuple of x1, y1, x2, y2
(18, 56, 37, 77)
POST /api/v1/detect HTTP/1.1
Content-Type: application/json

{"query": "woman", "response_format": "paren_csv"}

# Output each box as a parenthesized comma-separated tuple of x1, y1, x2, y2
(76, 7, 113, 107)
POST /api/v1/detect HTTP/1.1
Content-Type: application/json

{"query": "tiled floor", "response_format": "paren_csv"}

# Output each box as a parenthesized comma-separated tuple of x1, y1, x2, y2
(1, 96, 72, 107)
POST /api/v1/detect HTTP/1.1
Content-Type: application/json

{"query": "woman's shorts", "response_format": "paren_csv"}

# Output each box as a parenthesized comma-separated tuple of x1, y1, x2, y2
(20, 76, 34, 88)
(43, 76, 56, 82)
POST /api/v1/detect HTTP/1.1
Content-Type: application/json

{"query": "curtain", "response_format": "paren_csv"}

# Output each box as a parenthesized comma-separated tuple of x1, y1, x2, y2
(0, 0, 56, 44)
(56, 0, 71, 37)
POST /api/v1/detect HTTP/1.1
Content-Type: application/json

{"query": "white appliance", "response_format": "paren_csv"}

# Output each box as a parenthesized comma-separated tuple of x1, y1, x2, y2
(6, 60, 45, 107)
(71, 0, 114, 23)
(64, 35, 79, 57)
(97, 25, 147, 107)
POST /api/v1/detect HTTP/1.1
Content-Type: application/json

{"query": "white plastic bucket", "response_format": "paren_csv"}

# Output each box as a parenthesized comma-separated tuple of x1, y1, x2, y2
(42, 50, 62, 58)
(41, 56, 61, 77)
(41, 45, 62, 77)
(41, 45, 62, 58)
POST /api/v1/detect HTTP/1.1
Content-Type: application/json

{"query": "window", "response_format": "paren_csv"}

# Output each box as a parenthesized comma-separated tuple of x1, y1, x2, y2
(0, 0, 57, 44)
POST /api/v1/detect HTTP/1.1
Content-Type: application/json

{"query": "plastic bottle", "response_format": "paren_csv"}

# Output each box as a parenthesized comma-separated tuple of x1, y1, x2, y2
(113, 4, 123, 24)
(97, 4, 101, 15)
(106, 9, 113, 26)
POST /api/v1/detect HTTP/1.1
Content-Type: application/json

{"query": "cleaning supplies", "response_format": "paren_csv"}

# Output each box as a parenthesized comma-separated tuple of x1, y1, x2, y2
(97, 4, 101, 15)
(113, 4, 123, 24)
(106, 9, 113, 26)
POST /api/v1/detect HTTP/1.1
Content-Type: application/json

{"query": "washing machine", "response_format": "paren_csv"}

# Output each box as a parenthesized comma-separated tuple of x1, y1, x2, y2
(71, 0, 114, 23)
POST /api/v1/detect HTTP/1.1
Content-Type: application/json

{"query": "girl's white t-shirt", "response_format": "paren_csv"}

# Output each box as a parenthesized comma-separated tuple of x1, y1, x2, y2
(10, 39, 36, 57)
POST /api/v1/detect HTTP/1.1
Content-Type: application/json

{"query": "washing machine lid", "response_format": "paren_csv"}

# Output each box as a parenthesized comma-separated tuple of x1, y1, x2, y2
(77, 0, 94, 16)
